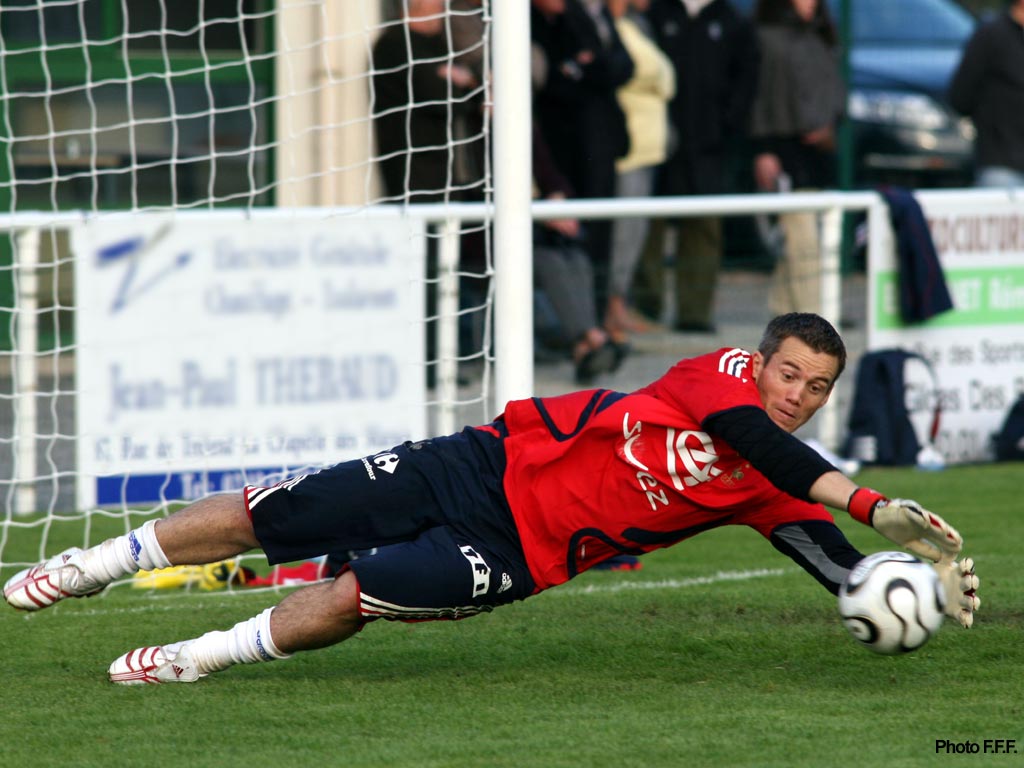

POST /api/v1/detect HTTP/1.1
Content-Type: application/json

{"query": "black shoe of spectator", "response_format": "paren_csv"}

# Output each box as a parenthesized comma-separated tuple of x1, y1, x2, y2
(574, 342, 618, 384)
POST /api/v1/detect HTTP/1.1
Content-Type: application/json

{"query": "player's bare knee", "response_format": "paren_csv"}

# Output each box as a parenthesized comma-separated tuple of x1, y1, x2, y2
(328, 570, 362, 627)
(155, 492, 258, 562)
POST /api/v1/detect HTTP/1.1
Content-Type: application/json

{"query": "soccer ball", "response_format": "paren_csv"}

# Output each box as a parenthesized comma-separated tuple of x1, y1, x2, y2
(838, 551, 945, 655)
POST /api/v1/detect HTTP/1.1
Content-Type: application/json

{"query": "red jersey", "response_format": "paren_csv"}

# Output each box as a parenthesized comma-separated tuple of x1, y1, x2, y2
(498, 348, 833, 591)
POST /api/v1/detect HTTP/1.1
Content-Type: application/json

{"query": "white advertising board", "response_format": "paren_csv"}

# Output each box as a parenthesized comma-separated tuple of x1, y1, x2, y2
(868, 194, 1024, 463)
(72, 214, 426, 508)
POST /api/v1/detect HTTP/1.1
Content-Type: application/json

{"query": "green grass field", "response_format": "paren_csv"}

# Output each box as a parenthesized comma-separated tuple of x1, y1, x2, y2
(1, 464, 1022, 768)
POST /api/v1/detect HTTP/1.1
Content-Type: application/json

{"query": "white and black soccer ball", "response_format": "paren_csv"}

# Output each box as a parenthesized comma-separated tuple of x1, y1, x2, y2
(838, 551, 945, 656)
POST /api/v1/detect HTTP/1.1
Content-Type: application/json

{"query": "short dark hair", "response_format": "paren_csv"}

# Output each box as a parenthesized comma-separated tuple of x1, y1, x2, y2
(758, 312, 847, 383)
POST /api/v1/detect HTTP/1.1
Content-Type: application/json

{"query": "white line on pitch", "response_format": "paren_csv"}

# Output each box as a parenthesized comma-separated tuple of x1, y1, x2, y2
(14, 568, 794, 620)
(555, 567, 792, 597)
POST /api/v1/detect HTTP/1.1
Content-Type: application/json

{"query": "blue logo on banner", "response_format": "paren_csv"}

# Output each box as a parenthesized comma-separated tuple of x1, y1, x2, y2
(96, 223, 191, 313)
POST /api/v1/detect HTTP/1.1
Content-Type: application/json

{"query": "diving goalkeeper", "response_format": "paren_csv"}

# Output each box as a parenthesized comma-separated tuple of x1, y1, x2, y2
(4, 313, 980, 684)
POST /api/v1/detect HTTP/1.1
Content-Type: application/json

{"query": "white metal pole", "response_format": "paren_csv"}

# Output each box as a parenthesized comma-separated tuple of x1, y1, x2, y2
(819, 206, 843, 450)
(491, 0, 534, 408)
(436, 217, 461, 436)
(15, 227, 40, 516)
(866, 194, 890, 351)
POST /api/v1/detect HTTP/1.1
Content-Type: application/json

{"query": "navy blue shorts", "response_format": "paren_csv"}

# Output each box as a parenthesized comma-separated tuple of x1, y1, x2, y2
(245, 425, 537, 623)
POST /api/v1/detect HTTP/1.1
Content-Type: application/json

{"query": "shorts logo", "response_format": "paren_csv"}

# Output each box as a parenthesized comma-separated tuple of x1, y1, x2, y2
(373, 452, 400, 474)
(361, 452, 400, 480)
(460, 545, 491, 598)
(255, 629, 273, 661)
(497, 573, 512, 594)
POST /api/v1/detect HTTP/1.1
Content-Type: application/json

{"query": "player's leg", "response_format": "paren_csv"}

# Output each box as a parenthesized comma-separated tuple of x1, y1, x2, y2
(3, 492, 256, 612)
(107, 569, 361, 684)
(154, 491, 258, 562)
(108, 524, 536, 684)
(5, 435, 452, 613)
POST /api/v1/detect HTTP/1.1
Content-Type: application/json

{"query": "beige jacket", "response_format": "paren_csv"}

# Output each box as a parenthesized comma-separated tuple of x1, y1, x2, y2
(615, 15, 676, 174)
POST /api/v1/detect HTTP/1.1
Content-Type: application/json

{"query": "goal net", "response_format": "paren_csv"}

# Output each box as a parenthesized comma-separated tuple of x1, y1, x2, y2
(0, 0, 499, 591)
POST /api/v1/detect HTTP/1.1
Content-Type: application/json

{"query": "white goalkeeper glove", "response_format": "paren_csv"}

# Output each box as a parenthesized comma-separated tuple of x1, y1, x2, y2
(848, 488, 978, 629)
(932, 557, 980, 629)
(847, 488, 962, 562)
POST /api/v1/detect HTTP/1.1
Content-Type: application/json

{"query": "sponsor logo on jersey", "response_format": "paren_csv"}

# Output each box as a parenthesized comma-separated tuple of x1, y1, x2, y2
(667, 428, 722, 488)
(622, 413, 669, 511)
(459, 545, 491, 598)
(622, 413, 722, 499)
(717, 348, 750, 381)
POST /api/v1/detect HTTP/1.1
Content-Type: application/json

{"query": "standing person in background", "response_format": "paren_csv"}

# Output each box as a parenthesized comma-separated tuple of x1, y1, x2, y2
(749, 0, 845, 316)
(633, 0, 758, 334)
(949, 0, 1024, 189)
(532, 117, 620, 383)
(372, 0, 483, 384)
(531, 0, 635, 324)
(605, 0, 676, 350)
(371, 0, 478, 204)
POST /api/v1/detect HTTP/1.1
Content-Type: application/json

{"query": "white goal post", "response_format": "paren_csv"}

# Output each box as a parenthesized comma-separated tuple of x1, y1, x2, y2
(0, 1, 512, 579)
(0, 1, 898, 589)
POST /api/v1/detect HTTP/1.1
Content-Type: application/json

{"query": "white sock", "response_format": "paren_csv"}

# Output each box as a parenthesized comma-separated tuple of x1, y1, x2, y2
(185, 607, 292, 675)
(78, 519, 172, 584)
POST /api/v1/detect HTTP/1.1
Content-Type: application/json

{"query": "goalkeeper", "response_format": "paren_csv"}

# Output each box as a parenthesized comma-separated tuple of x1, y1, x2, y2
(4, 313, 980, 685)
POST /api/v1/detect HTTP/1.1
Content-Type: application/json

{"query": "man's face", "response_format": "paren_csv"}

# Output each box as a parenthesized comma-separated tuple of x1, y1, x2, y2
(751, 336, 839, 433)
(407, 0, 445, 35)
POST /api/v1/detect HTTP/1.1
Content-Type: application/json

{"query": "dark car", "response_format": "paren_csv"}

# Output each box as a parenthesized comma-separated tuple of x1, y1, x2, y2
(730, 0, 977, 188)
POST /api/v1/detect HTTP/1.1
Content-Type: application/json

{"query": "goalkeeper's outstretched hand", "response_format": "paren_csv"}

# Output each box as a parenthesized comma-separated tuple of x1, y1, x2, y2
(848, 488, 978, 628)
(847, 489, 962, 561)
(932, 557, 980, 629)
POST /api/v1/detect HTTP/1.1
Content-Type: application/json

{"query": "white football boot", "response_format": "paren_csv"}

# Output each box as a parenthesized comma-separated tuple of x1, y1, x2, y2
(3, 548, 104, 611)
(108, 642, 205, 685)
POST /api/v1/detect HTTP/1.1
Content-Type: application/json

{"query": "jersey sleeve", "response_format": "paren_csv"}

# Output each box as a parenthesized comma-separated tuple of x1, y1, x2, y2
(703, 405, 838, 501)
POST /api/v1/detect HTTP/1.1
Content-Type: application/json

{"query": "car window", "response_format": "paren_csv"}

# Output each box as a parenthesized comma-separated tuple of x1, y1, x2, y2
(728, 0, 974, 45)
(844, 0, 973, 44)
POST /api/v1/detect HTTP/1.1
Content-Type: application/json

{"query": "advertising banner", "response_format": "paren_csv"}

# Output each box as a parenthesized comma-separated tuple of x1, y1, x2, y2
(72, 214, 426, 507)
(868, 195, 1024, 463)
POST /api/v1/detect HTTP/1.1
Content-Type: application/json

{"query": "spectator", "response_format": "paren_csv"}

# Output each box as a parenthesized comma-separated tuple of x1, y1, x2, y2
(605, 0, 676, 346)
(633, 0, 758, 333)
(949, 0, 1024, 189)
(371, 0, 479, 203)
(371, 1, 484, 383)
(531, 55, 620, 383)
(531, 0, 635, 320)
(749, 0, 845, 316)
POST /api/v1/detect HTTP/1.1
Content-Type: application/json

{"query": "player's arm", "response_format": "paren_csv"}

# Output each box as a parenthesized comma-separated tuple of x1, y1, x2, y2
(702, 405, 837, 502)
(705, 406, 979, 625)
(705, 406, 963, 561)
